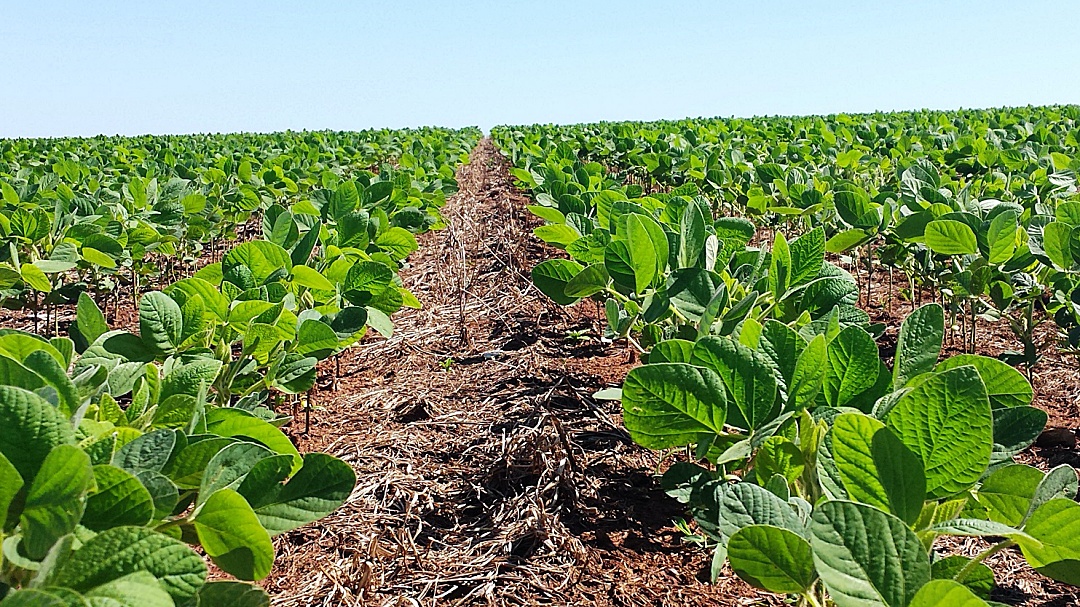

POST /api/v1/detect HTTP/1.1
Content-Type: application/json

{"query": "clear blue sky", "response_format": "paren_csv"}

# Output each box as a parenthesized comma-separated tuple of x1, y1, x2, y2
(2, 1, 1077, 138)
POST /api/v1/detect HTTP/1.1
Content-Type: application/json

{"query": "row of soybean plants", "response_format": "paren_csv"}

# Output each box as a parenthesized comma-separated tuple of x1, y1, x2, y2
(496, 106, 1080, 374)
(0, 127, 480, 606)
(492, 113, 1079, 607)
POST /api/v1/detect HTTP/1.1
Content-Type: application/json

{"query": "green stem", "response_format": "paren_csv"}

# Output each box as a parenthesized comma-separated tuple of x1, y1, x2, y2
(955, 539, 1015, 583)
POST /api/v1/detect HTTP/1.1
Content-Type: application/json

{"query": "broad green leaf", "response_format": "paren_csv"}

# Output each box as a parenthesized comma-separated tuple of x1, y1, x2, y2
(925, 219, 978, 255)
(931, 555, 995, 598)
(789, 334, 826, 410)
(194, 581, 270, 607)
(810, 500, 930, 607)
(713, 482, 806, 541)
(0, 386, 78, 487)
(83, 465, 155, 531)
(678, 202, 706, 268)
(621, 363, 727, 449)
(197, 442, 275, 508)
(139, 292, 183, 355)
(754, 436, 804, 485)
(831, 413, 925, 525)
(158, 359, 222, 403)
(728, 525, 816, 593)
(75, 293, 109, 347)
(163, 437, 236, 489)
(886, 366, 992, 499)
(238, 453, 356, 535)
(893, 304, 943, 390)
(223, 241, 293, 287)
(625, 214, 659, 292)
(84, 570, 173, 607)
(1043, 221, 1074, 270)
(823, 326, 879, 408)
(768, 231, 791, 299)
(204, 408, 301, 473)
(987, 210, 1019, 264)
(1025, 465, 1079, 522)
(1017, 498, 1080, 585)
(20, 263, 52, 292)
(532, 259, 583, 306)
(974, 464, 1042, 526)
(374, 226, 418, 261)
(291, 265, 334, 291)
(20, 445, 94, 559)
(0, 451, 23, 527)
(691, 336, 777, 431)
(934, 354, 1031, 409)
(563, 263, 609, 298)
(52, 526, 206, 601)
(789, 227, 825, 287)
(909, 579, 991, 607)
(194, 488, 275, 581)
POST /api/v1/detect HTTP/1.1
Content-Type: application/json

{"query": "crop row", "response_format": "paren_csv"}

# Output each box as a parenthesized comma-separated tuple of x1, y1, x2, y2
(0, 127, 480, 606)
(493, 107, 1080, 606)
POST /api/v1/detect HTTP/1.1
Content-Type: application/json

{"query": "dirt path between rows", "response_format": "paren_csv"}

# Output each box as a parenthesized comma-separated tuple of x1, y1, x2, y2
(267, 139, 772, 606)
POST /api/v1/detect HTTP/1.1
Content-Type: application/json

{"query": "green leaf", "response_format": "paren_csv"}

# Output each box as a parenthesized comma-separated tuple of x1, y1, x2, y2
(194, 488, 275, 581)
(197, 442, 275, 508)
(563, 263, 609, 298)
(291, 265, 334, 291)
(831, 413, 925, 525)
(84, 570, 174, 607)
(1043, 222, 1075, 270)
(987, 210, 1019, 264)
(728, 525, 816, 593)
(158, 359, 222, 403)
(678, 202, 706, 269)
(934, 354, 1032, 409)
(375, 226, 419, 261)
(974, 464, 1042, 526)
(531, 259, 583, 306)
(223, 241, 293, 287)
(789, 334, 826, 410)
(83, 465, 155, 531)
(925, 219, 978, 255)
(163, 437, 235, 489)
(75, 293, 109, 347)
(20, 263, 52, 292)
(0, 589, 79, 606)
(52, 526, 206, 601)
(625, 214, 658, 292)
(139, 292, 183, 355)
(238, 453, 356, 536)
(810, 500, 930, 607)
(754, 436, 804, 486)
(621, 363, 727, 449)
(20, 445, 94, 559)
(893, 304, 943, 390)
(713, 482, 806, 541)
(691, 336, 778, 431)
(533, 224, 581, 248)
(0, 380, 68, 442)
(1017, 498, 1080, 585)
(194, 581, 270, 607)
(909, 579, 991, 607)
(886, 366, 993, 499)
(768, 231, 791, 299)
(0, 451, 23, 528)
(826, 228, 873, 253)
(931, 555, 995, 599)
(204, 409, 301, 473)
(527, 205, 566, 224)
(789, 227, 825, 287)
(823, 326, 879, 408)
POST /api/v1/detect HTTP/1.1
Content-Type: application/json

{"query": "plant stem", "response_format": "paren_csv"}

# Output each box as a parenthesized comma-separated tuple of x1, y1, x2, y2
(955, 539, 1015, 583)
